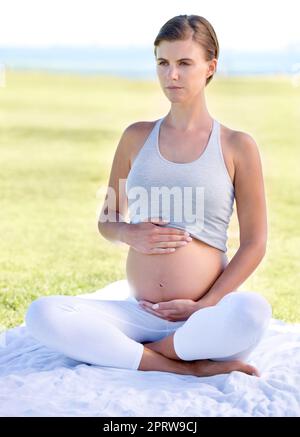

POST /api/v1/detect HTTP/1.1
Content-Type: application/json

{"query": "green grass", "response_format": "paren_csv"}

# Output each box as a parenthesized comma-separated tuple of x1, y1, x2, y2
(0, 70, 299, 328)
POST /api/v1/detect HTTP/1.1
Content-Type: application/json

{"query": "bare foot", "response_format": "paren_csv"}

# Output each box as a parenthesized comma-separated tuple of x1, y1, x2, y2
(191, 359, 260, 377)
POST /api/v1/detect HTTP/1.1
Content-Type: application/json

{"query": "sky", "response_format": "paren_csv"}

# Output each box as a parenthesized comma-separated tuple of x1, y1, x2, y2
(0, 0, 299, 51)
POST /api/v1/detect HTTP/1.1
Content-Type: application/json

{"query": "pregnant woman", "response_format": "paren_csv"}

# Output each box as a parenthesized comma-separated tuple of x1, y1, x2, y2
(25, 15, 272, 378)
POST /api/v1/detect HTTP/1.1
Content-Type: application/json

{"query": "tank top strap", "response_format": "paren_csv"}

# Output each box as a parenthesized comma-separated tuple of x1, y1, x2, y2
(203, 117, 220, 159)
(145, 117, 163, 149)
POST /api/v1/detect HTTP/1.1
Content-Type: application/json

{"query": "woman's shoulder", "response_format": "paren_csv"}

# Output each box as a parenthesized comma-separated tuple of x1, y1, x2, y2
(219, 121, 259, 164)
(220, 120, 256, 144)
(125, 119, 157, 133)
(123, 119, 158, 166)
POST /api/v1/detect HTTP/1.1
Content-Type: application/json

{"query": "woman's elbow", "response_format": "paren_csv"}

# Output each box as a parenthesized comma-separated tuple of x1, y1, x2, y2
(241, 239, 267, 259)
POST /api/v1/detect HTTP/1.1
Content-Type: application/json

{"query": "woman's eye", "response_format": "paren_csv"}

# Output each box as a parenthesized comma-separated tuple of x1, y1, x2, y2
(158, 62, 189, 66)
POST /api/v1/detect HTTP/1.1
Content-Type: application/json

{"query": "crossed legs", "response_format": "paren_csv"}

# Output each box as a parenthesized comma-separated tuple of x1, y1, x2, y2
(25, 289, 272, 377)
(140, 290, 272, 376)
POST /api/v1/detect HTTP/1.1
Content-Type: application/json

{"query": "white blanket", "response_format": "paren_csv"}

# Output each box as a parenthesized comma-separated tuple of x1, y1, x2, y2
(0, 279, 299, 417)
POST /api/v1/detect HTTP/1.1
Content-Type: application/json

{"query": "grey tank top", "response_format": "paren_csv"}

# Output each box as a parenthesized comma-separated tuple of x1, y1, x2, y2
(125, 116, 235, 253)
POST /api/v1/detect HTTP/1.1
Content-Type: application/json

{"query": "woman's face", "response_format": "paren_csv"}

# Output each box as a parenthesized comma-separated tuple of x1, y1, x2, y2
(155, 37, 217, 102)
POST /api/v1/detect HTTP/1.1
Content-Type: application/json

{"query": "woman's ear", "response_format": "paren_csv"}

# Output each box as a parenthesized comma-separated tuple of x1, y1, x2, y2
(207, 59, 217, 78)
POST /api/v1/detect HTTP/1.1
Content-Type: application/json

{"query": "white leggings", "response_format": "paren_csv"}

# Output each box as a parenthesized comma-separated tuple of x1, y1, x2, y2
(25, 289, 272, 371)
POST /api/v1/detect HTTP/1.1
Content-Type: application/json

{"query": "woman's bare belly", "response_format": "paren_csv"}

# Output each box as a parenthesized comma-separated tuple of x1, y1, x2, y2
(126, 236, 229, 304)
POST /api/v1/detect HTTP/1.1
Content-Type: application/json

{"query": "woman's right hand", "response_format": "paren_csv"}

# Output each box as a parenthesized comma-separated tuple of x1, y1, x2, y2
(123, 217, 193, 254)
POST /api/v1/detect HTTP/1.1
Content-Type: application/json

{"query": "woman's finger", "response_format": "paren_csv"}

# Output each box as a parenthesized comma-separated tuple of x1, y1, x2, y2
(140, 302, 169, 313)
(140, 306, 168, 319)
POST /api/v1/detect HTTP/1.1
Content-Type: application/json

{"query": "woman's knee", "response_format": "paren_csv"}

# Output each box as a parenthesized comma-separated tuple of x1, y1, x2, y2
(25, 295, 62, 338)
(229, 291, 272, 334)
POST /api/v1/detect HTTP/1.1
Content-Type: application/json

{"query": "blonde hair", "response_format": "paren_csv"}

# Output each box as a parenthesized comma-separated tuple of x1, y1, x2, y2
(154, 14, 219, 86)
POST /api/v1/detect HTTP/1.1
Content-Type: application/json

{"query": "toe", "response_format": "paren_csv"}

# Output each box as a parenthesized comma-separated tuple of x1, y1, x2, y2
(250, 366, 260, 377)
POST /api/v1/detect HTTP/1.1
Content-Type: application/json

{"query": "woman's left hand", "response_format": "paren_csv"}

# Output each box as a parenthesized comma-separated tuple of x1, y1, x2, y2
(138, 298, 200, 321)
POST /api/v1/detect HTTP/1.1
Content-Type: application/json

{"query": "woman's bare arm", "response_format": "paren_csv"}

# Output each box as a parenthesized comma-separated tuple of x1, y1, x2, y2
(97, 124, 134, 245)
(97, 121, 152, 245)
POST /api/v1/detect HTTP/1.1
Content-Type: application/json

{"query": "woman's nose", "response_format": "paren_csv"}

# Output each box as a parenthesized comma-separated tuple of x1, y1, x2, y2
(167, 66, 179, 80)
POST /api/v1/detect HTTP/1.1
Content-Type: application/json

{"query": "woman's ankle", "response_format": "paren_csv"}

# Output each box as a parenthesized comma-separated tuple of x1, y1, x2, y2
(138, 347, 193, 375)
